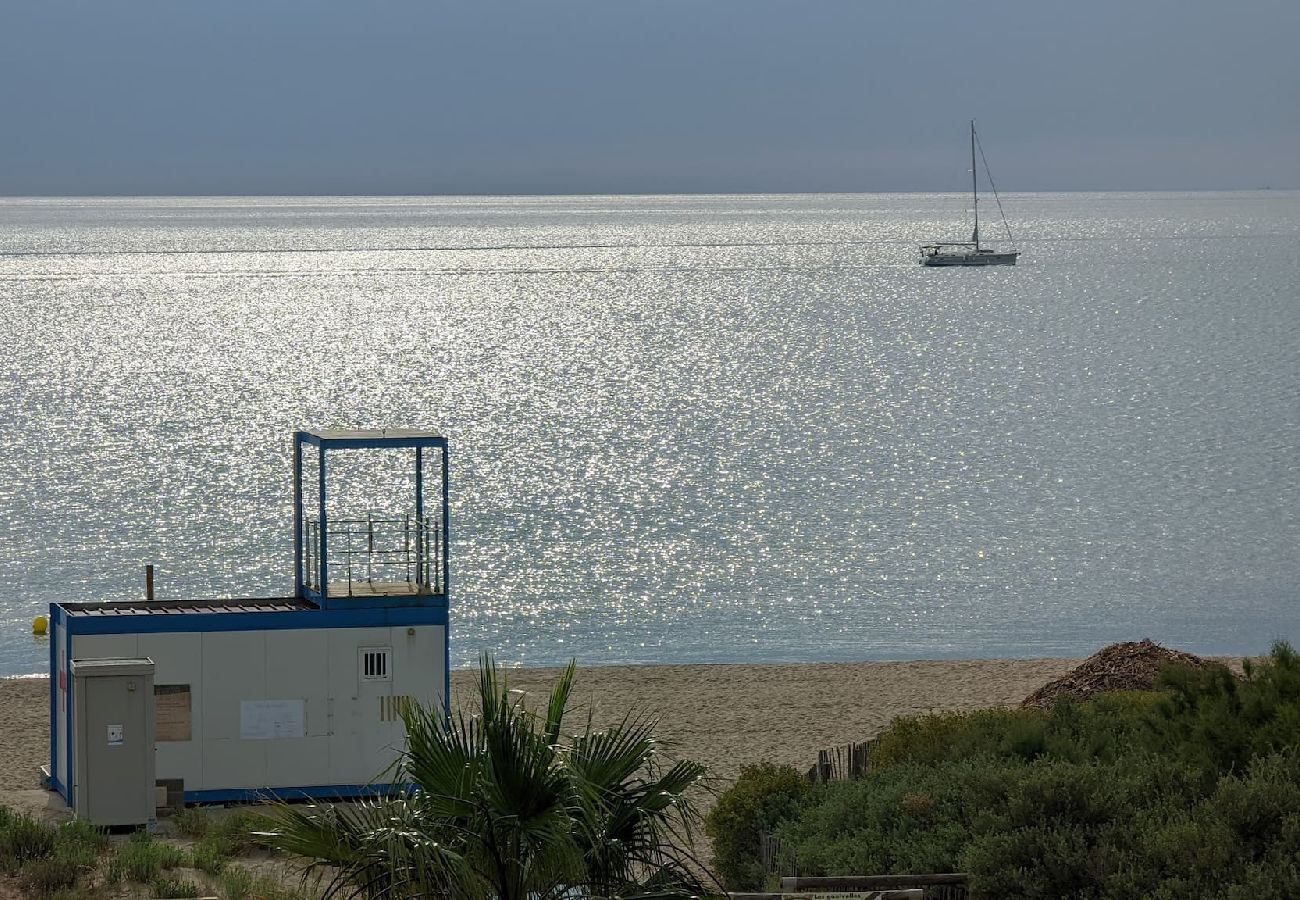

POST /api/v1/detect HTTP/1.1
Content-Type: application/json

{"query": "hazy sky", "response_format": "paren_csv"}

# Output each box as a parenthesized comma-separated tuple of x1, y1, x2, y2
(2, 0, 1297, 195)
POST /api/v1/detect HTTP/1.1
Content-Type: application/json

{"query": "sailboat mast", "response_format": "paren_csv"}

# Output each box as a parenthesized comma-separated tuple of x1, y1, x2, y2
(970, 119, 980, 249)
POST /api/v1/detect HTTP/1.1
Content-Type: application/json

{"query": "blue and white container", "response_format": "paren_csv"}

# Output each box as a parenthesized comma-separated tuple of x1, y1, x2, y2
(50, 429, 450, 806)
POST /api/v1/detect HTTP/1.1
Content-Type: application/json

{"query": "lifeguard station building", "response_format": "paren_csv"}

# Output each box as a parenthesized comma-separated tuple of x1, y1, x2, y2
(48, 429, 450, 808)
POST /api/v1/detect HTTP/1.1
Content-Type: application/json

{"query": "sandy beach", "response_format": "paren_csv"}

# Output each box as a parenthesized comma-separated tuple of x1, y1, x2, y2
(2, 657, 1077, 794)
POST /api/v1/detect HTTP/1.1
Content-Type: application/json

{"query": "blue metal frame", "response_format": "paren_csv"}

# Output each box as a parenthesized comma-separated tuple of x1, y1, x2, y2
(48, 603, 79, 807)
(442, 444, 451, 716)
(47, 603, 74, 803)
(58, 603, 447, 636)
(184, 783, 413, 804)
(292, 430, 450, 610)
(48, 603, 57, 795)
(317, 443, 327, 601)
(65, 612, 72, 805)
(293, 438, 303, 594)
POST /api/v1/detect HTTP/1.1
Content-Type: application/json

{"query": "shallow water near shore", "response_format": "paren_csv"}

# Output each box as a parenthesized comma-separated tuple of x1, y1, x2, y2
(1, 192, 1297, 676)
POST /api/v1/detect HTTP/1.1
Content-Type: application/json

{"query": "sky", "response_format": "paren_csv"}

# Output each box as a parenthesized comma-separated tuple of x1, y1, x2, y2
(1, 0, 1297, 195)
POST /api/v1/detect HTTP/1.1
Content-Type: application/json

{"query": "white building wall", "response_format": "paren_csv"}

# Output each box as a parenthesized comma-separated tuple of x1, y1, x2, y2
(70, 623, 445, 797)
(76, 633, 140, 658)
(390, 624, 442, 700)
(201, 631, 269, 791)
(265, 629, 333, 788)
(138, 633, 204, 786)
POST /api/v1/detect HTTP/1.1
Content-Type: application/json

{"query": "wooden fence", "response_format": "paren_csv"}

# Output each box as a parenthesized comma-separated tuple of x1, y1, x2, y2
(804, 740, 872, 784)
(763, 741, 875, 877)
(759, 741, 873, 880)
(758, 832, 796, 878)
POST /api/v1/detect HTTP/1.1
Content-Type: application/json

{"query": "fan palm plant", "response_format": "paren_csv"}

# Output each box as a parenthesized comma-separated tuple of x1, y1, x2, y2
(265, 656, 713, 900)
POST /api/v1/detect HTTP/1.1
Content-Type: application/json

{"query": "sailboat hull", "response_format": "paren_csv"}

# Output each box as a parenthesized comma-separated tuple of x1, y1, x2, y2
(921, 250, 1019, 266)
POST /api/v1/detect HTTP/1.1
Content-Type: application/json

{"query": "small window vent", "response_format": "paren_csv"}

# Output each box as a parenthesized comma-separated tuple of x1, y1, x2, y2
(360, 647, 392, 682)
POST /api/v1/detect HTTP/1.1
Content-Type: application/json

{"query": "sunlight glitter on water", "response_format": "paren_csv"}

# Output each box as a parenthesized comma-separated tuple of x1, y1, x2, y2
(0, 192, 1297, 675)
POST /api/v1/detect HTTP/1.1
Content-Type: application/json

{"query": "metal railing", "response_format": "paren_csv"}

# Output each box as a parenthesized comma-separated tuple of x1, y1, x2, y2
(304, 513, 442, 596)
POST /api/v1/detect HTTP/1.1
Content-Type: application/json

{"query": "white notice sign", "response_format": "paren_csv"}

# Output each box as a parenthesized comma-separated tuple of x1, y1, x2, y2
(239, 699, 306, 740)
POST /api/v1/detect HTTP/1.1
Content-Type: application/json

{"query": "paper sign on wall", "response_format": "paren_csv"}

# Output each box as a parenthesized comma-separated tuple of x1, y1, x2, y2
(155, 685, 192, 742)
(239, 699, 306, 740)
(107, 725, 124, 746)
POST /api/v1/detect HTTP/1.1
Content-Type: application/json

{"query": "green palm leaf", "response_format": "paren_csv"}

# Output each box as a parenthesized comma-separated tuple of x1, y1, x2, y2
(265, 654, 713, 900)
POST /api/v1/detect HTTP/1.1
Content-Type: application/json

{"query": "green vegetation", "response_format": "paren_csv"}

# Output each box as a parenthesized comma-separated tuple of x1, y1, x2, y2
(0, 807, 57, 873)
(171, 805, 211, 839)
(148, 873, 201, 897)
(265, 655, 712, 900)
(708, 642, 1300, 899)
(104, 831, 187, 885)
(169, 808, 318, 898)
(0, 810, 105, 898)
(187, 808, 277, 876)
(214, 863, 320, 900)
(0, 802, 315, 899)
(189, 837, 227, 876)
(705, 762, 808, 890)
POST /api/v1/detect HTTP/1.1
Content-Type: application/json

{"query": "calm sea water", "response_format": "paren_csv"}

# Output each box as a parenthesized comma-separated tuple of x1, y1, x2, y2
(0, 193, 1296, 677)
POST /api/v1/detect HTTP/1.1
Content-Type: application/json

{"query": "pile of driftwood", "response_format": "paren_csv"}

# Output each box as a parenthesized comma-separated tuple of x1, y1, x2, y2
(1021, 638, 1214, 709)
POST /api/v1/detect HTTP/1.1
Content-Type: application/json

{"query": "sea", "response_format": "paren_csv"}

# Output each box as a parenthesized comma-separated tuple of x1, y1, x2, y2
(0, 192, 1296, 678)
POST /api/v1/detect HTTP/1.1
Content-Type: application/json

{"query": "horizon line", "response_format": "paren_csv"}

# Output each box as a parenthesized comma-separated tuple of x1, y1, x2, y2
(1, 186, 1295, 201)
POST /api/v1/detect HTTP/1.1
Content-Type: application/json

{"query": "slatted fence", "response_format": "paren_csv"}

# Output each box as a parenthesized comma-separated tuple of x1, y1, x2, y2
(804, 741, 872, 783)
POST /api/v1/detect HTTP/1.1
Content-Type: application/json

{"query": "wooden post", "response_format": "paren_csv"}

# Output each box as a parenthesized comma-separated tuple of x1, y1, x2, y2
(145, 564, 155, 601)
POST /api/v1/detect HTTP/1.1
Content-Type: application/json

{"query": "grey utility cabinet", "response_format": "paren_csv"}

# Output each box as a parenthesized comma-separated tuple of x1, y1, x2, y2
(72, 657, 155, 827)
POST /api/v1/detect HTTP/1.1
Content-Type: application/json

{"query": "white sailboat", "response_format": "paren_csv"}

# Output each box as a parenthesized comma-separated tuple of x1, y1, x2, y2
(919, 120, 1019, 266)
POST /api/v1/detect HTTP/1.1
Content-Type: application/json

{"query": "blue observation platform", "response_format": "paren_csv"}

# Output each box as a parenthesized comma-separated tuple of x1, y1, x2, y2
(293, 428, 450, 610)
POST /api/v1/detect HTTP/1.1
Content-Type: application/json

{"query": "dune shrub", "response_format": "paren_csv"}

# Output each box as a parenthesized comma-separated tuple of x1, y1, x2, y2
(189, 839, 227, 875)
(149, 873, 201, 898)
(172, 806, 211, 839)
(704, 762, 809, 890)
(0, 813, 104, 896)
(105, 832, 186, 885)
(217, 866, 314, 900)
(190, 808, 273, 869)
(711, 642, 1300, 899)
(22, 856, 80, 897)
(0, 811, 57, 872)
(52, 819, 107, 856)
(217, 865, 256, 899)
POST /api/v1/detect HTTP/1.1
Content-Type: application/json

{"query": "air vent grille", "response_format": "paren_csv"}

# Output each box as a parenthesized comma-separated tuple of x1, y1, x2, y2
(360, 647, 392, 682)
